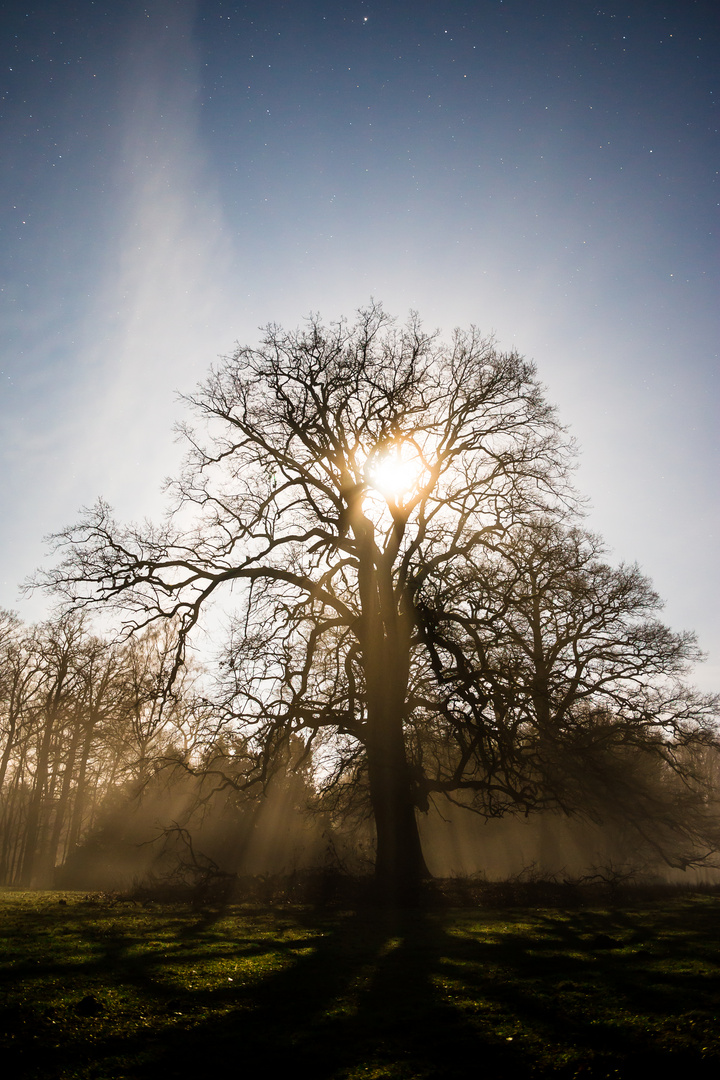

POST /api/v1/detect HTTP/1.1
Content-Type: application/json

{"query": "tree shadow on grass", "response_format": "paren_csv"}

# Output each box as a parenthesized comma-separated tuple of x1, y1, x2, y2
(99, 909, 525, 1080)
(3, 899, 720, 1079)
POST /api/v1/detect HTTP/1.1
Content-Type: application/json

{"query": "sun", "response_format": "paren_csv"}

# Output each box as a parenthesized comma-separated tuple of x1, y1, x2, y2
(367, 443, 424, 503)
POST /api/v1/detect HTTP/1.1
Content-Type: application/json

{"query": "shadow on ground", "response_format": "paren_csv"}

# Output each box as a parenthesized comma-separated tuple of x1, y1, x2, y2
(2, 896, 720, 1079)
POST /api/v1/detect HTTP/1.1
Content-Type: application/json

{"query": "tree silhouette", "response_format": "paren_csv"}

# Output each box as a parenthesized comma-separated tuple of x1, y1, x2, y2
(38, 304, 718, 899)
(417, 519, 719, 867)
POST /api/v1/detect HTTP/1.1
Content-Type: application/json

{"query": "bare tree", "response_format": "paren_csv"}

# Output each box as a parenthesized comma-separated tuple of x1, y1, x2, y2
(416, 519, 720, 865)
(36, 304, 718, 898)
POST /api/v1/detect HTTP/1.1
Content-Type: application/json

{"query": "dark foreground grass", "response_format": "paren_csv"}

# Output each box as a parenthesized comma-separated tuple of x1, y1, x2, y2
(1, 889, 719, 1079)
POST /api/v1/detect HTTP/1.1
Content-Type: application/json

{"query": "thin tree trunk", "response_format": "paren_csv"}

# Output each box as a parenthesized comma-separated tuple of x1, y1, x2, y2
(46, 719, 82, 879)
(19, 660, 70, 887)
(65, 719, 97, 856)
(19, 717, 55, 887)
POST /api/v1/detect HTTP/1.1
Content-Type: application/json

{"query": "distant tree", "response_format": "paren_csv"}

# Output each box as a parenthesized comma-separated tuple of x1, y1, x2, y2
(0, 610, 30, 795)
(37, 304, 719, 899)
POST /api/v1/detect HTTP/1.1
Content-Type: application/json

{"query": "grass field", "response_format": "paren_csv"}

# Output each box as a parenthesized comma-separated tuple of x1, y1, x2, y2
(1, 888, 719, 1078)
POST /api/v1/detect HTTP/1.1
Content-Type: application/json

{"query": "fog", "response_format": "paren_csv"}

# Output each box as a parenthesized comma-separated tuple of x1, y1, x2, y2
(56, 779, 720, 895)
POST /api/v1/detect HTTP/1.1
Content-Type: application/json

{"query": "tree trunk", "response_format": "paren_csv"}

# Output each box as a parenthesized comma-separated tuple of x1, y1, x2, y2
(65, 719, 97, 857)
(19, 656, 70, 887)
(19, 709, 56, 887)
(46, 717, 82, 879)
(353, 507, 430, 903)
(365, 696, 430, 905)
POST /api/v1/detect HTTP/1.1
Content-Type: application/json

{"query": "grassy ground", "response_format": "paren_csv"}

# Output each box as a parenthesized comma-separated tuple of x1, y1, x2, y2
(1, 889, 719, 1078)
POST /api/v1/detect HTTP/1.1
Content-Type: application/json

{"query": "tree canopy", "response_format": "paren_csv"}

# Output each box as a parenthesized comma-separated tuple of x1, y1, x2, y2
(38, 304, 719, 899)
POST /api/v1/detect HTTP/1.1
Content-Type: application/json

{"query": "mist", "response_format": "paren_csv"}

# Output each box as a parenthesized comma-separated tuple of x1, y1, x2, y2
(55, 780, 720, 896)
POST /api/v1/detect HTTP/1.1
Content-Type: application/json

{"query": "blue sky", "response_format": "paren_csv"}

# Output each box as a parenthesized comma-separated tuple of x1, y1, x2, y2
(1, 0, 718, 687)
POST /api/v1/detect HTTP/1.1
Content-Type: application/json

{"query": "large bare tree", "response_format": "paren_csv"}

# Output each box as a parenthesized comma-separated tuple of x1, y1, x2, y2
(37, 304, 718, 898)
(416, 520, 720, 867)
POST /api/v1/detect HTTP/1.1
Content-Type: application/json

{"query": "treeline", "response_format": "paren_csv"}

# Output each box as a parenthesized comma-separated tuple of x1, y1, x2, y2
(0, 609, 333, 890)
(0, 610, 195, 886)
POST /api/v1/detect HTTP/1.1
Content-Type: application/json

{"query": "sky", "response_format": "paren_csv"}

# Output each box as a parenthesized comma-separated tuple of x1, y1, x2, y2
(1, 0, 718, 688)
